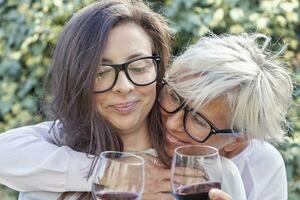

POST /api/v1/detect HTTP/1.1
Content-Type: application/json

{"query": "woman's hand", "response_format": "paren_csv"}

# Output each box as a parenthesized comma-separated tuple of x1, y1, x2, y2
(139, 154, 174, 200)
(209, 188, 232, 200)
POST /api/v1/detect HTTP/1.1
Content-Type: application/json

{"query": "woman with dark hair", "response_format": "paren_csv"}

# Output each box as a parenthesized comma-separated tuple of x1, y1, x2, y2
(0, 0, 172, 199)
(0, 1, 246, 200)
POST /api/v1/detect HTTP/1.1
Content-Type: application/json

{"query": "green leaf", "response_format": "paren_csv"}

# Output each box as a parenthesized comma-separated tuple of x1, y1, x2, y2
(229, 8, 245, 22)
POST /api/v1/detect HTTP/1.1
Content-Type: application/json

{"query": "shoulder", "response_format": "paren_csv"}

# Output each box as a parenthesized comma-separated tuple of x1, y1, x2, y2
(0, 121, 56, 142)
(247, 139, 284, 167)
(19, 191, 70, 200)
(230, 140, 287, 199)
(242, 140, 287, 199)
(2, 121, 54, 133)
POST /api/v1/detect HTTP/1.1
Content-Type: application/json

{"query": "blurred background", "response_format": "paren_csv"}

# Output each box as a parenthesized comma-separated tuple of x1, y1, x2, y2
(0, 0, 299, 199)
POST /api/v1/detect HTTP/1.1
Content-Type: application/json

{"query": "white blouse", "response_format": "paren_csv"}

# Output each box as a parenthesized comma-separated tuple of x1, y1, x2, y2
(231, 139, 287, 200)
(0, 122, 246, 200)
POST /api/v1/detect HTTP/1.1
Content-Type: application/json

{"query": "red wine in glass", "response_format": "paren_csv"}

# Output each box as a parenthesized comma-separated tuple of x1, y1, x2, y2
(91, 151, 144, 200)
(173, 182, 221, 200)
(95, 191, 139, 200)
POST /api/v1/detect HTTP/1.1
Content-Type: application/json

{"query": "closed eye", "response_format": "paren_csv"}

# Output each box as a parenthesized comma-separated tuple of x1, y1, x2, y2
(96, 67, 114, 80)
(128, 66, 147, 74)
(169, 90, 181, 105)
(190, 113, 210, 129)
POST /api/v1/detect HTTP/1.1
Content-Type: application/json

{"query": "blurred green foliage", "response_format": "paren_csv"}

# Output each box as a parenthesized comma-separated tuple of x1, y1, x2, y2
(0, 0, 300, 199)
(0, 0, 95, 132)
(0, 185, 17, 200)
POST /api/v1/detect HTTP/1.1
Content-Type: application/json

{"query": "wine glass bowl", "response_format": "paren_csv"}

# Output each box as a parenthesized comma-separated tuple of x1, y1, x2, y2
(92, 151, 145, 200)
(171, 145, 222, 200)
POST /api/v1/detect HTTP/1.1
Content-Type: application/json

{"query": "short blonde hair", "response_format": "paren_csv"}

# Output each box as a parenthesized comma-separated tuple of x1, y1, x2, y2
(166, 33, 293, 140)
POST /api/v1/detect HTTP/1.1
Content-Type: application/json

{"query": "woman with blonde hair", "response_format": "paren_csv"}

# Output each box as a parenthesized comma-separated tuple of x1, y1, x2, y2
(161, 33, 291, 199)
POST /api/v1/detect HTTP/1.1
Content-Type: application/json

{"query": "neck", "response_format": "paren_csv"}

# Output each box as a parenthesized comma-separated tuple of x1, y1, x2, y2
(120, 121, 152, 152)
(220, 140, 249, 158)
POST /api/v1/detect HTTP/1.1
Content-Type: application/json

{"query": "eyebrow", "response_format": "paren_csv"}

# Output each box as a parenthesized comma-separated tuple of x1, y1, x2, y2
(100, 53, 151, 64)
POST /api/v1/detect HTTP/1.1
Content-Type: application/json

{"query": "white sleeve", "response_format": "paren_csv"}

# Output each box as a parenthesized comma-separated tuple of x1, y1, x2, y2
(220, 157, 247, 200)
(0, 122, 94, 192)
(246, 141, 287, 200)
(256, 163, 287, 200)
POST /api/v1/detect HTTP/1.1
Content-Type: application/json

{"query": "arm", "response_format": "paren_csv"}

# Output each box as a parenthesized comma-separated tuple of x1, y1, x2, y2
(220, 157, 247, 200)
(258, 164, 287, 199)
(0, 121, 94, 192)
(248, 141, 288, 200)
(139, 154, 173, 200)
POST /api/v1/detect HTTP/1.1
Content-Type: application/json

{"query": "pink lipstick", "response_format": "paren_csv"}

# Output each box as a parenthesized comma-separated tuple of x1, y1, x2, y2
(110, 101, 138, 114)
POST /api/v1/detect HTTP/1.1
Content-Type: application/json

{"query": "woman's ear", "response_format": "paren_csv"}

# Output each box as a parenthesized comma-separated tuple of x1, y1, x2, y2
(221, 137, 248, 158)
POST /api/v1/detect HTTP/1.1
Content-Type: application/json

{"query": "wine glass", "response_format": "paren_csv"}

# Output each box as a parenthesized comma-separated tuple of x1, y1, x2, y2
(171, 145, 222, 200)
(92, 151, 145, 200)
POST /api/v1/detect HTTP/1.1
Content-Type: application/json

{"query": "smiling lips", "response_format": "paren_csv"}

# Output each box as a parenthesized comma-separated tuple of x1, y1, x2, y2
(165, 129, 190, 147)
(110, 101, 138, 114)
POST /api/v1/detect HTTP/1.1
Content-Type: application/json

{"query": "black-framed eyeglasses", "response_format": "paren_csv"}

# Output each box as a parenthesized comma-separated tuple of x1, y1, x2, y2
(94, 56, 161, 93)
(158, 81, 238, 143)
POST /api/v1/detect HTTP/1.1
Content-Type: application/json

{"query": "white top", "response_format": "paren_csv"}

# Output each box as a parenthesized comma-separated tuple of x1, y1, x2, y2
(0, 122, 246, 200)
(219, 157, 247, 200)
(231, 139, 287, 200)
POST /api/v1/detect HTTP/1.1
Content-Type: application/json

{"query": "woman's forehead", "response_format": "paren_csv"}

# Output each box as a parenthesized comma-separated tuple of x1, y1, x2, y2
(190, 97, 231, 128)
(101, 22, 153, 62)
(188, 98, 231, 122)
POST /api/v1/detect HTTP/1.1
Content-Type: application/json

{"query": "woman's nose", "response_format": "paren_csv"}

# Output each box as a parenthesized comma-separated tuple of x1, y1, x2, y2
(112, 71, 134, 94)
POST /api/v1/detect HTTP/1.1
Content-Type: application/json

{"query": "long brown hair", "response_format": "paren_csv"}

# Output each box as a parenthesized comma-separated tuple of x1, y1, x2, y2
(48, 0, 172, 199)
